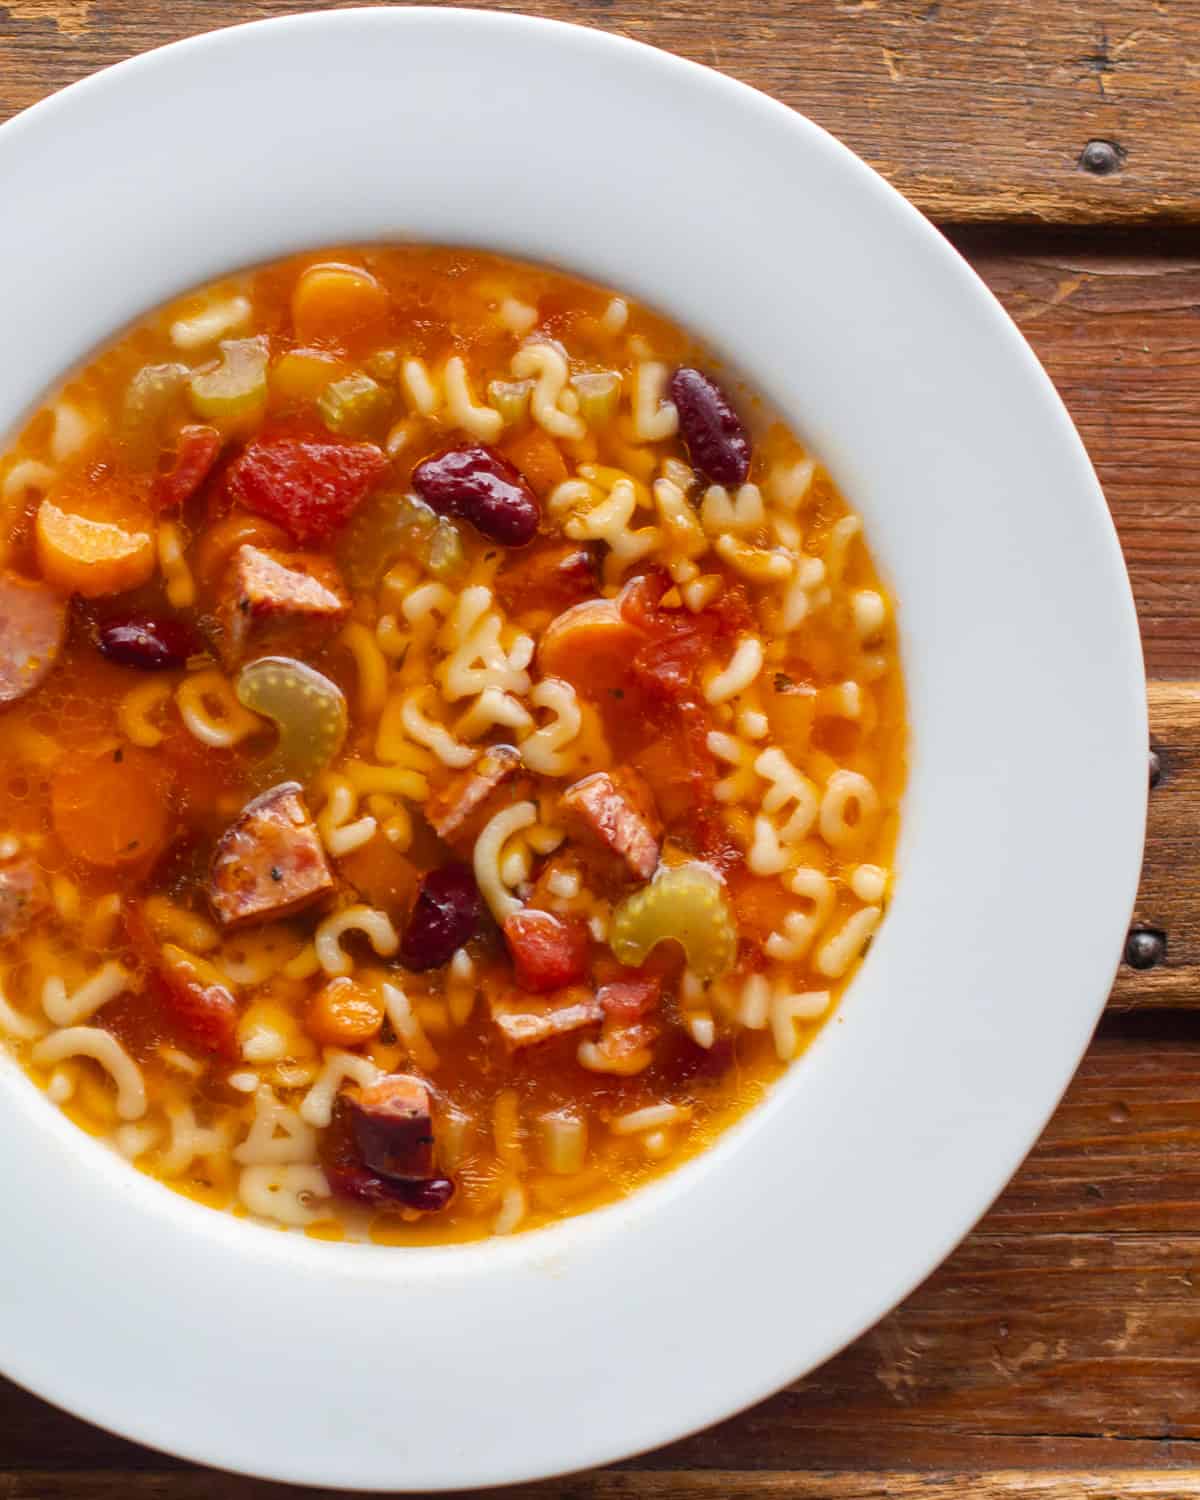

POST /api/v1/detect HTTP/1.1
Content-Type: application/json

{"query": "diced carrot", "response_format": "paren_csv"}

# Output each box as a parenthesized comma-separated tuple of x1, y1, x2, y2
(337, 836, 419, 911)
(537, 596, 645, 696)
(35, 476, 155, 598)
(51, 744, 172, 868)
(502, 428, 569, 499)
(725, 870, 799, 943)
(306, 976, 385, 1047)
(271, 348, 349, 403)
(291, 264, 390, 349)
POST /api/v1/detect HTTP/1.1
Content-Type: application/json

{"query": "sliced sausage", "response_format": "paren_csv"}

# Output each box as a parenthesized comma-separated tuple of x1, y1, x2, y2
(348, 1073, 435, 1182)
(0, 572, 67, 705)
(597, 975, 662, 1020)
(425, 744, 521, 843)
(559, 769, 662, 881)
(502, 908, 590, 994)
(490, 986, 604, 1051)
(209, 782, 334, 929)
(0, 856, 48, 943)
(214, 543, 349, 667)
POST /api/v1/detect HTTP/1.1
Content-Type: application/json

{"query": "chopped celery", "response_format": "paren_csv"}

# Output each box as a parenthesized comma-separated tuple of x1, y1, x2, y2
(365, 348, 401, 381)
(122, 363, 190, 460)
(425, 517, 467, 582)
(571, 370, 622, 428)
(609, 863, 738, 981)
(318, 371, 391, 437)
(188, 337, 269, 424)
(338, 490, 436, 589)
(235, 656, 347, 790)
(487, 378, 533, 428)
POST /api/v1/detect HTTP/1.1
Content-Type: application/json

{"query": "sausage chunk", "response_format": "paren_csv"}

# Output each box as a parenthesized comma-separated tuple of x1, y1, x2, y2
(209, 782, 334, 929)
(489, 986, 604, 1051)
(597, 975, 662, 1020)
(0, 572, 67, 705)
(559, 769, 662, 880)
(502, 908, 589, 994)
(426, 743, 521, 843)
(215, 543, 349, 667)
(348, 1074, 435, 1182)
(0, 856, 48, 943)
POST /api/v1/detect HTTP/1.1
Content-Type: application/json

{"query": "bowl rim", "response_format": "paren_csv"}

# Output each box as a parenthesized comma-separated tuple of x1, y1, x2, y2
(0, 7, 1146, 1490)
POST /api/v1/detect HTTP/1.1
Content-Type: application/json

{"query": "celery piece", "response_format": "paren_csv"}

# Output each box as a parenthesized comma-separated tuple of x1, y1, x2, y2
(423, 518, 467, 582)
(122, 363, 191, 461)
(487, 378, 533, 428)
(318, 371, 391, 437)
(610, 863, 738, 981)
(338, 490, 437, 589)
(365, 348, 401, 382)
(571, 370, 622, 428)
(188, 337, 269, 424)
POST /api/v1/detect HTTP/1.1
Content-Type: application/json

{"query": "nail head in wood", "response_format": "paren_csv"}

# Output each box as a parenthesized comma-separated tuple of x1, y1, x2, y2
(1149, 748, 1162, 788)
(1079, 139, 1125, 175)
(1125, 926, 1166, 971)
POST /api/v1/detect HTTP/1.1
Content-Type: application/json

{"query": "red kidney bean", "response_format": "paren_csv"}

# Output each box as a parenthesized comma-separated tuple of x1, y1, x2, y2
(400, 862, 482, 971)
(669, 368, 752, 486)
(411, 445, 539, 546)
(394, 1175, 455, 1212)
(97, 613, 199, 670)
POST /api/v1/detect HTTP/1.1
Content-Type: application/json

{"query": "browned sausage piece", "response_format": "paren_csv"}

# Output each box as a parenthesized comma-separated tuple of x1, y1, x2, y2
(0, 572, 67, 705)
(348, 1073, 435, 1181)
(0, 856, 48, 943)
(215, 544, 349, 667)
(209, 782, 334, 929)
(489, 986, 604, 1051)
(426, 743, 522, 843)
(559, 769, 662, 881)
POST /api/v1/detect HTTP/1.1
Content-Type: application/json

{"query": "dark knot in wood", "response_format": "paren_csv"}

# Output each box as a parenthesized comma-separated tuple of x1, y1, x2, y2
(1079, 139, 1125, 176)
(1125, 926, 1166, 970)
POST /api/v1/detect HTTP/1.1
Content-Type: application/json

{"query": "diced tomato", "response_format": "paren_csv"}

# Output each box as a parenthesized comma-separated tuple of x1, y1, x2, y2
(503, 908, 590, 994)
(597, 975, 662, 1020)
(154, 425, 222, 511)
(226, 434, 388, 544)
(149, 962, 240, 1061)
(621, 571, 754, 705)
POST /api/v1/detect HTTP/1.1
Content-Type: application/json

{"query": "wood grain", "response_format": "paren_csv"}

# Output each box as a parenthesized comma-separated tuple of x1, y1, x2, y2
(2, 0, 1200, 225)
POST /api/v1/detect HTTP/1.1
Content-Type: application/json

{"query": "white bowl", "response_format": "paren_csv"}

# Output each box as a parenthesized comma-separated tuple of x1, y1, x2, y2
(0, 8, 1145, 1490)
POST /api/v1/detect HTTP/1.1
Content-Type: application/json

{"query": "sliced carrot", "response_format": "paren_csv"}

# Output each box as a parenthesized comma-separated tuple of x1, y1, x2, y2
(306, 976, 384, 1048)
(35, 473, 155, 598)
(291, 264, 390, 348)
(51, 744, 172, 868)
(502, 427, 569, 498)
(537, 596, 644, 696)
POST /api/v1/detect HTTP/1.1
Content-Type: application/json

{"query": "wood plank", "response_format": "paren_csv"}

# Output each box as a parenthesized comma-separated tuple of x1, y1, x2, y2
(2, 1, 1200, 225)
(962, 239, 1200, 680)
(3, 1032, 1200, 1476)
(7, 1471, 1200, 1500)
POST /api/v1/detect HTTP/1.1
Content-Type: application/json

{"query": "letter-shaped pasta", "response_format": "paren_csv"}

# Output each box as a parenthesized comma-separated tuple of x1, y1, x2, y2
(32, 1027, 147, 1120)
(704, 636, 765, 705)
(42, 961, 135, 1028)
(400, 356, 441, 417)
(402, 580, 454, 641)
(170, 294, 251, 349)
(765, 455, 816, 512)
(344, 759, 429, 802)
(474, 800, 537, 922)
(158, 1102, 230, 1177)
(446, 948, 477, 1027)
(238, 1163, 330, 1227)
(601, 297, 628, 335)
(850, 863, 888, 904)
(2, 458, 56, 506)
(765, 867, 835, 961)
(300, 1049, 382, 1128)
(630, 361, 679, 442)
(177, 669, 264, 749)
(653, 477, 708, 561)
(814, 904, 882, 979)
(770, 987, 831, 1060)
(50, 402, 97, 465)
(706, 730, 760, 805)
(700, 483, 765, 537)
(493, 1179, 528, 1236)
(817, 681, 863, 722)
(338, 621, 389, 720)
(562, 475, 662, 585)
(456, 686, 533, 742)
(511, 343, 586, 441)
(747, 816, 792, 877)
(443, 355, 503, 443)
(755, 747, 820, 843)
(521, 677, 583, 777)
(437, 587, 532, 702)
(119, 677, 174, 748)
(313, 905, 400, 978)
(824, 514, 862, 585)
(400, 686, 476, 770)
(233, 1085, 318, 1165)
(714, 533, 794, 584)
(850, 588, 887, 643)
(819, 769, 881, 849)
(142, 895, 220, 953)
(157, 520, 196, 608)
(498, 297, 538, 336)
(382, 982, 439, 1071)
(317, 775, 378, 858)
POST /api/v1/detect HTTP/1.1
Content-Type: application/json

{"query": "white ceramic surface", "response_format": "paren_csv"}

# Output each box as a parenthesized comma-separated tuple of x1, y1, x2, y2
(0, 9, 1145, 1490)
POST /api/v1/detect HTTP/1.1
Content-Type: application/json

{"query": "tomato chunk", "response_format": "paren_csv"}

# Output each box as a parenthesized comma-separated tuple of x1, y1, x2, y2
(226, 435, 388, 544)
(149, 956, 240, 1061)
(502, 909, 590, 994)
(597, 975, 662, 1020)
(154, 424, 222, 510)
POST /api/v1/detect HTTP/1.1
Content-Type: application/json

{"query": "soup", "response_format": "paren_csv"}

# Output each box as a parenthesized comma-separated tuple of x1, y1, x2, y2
(0, 248, 905, 1242)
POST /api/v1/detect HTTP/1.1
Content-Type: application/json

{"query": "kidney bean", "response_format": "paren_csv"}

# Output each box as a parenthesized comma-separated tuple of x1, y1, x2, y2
(97, 613, 199, 670)
(411, 445, 539, 547)
(395, 1175, 456, 1212)
(668, 367, 751, 486)
(400, 862, 482, 971)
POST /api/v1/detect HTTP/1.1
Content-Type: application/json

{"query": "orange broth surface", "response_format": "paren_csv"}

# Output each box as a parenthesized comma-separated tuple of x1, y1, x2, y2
(0, 247, 905, 1243)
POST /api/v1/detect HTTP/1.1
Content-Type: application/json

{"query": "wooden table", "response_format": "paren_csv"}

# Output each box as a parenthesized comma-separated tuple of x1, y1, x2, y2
(1, 1, 1196, 1494)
